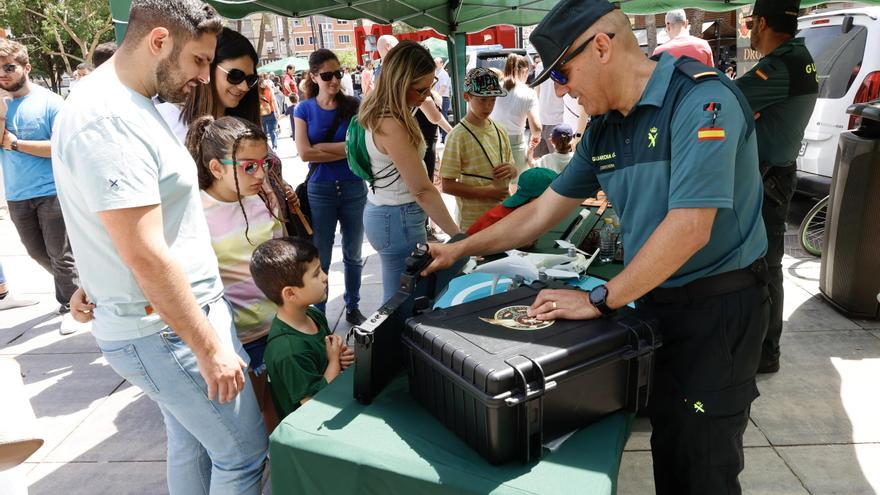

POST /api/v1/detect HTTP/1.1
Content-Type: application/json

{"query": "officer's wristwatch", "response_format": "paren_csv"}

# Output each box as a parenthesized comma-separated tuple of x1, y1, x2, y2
(589, 285, 616, 316)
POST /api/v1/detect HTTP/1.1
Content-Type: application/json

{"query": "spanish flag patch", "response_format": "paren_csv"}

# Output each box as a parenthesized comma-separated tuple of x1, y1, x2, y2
(698, 127, 726, 141)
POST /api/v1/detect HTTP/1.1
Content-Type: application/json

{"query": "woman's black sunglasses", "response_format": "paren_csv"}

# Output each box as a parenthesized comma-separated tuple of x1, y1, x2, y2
(319, 70, 344, 82)
(217, 65, 259, 89)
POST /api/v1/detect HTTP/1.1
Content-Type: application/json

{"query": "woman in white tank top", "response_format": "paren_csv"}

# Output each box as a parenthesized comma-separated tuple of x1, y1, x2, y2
(358, 41, 462, 301)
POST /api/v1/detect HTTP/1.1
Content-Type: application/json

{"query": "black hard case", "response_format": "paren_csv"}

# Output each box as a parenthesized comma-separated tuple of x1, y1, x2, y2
(351, 242, 468, 404)
(402, 281, 659, 464)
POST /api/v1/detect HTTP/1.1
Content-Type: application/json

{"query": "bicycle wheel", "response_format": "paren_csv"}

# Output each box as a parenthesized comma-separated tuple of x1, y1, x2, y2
(799, 195, 828, 257)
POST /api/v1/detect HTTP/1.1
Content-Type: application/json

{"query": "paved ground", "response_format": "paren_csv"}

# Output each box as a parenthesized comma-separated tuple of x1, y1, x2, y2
(2, 127, 878, 494)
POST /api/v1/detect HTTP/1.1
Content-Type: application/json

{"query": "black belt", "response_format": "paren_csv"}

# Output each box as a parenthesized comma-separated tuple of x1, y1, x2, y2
(641, 258, 768, 305)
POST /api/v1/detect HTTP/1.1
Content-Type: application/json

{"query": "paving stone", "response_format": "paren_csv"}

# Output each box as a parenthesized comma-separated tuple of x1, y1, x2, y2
(781, 279, 861, 332)
(44, 384, 165, 463)
(619, 447, 809, 495)
(26, 461, 168, 495)
(752, 331, 880, 446)
(327, 282, 384, 335)
(1, 312, 99, 356)
(16, 354, 124, 462)
(777, 444, 880, 495)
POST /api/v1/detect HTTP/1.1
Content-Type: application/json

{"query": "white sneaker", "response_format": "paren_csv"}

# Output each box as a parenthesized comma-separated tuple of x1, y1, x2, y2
(0, 295, 39, 311)
(59, 312, 90, 335)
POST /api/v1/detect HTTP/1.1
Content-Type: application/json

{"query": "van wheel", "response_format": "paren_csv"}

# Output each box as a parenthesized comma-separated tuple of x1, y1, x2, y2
(798, 195, 828, 257)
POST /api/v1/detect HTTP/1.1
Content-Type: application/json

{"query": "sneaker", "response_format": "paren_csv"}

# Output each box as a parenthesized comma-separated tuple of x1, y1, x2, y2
(0, 295, 39, 311)
(345, 308, 367, 326)
(757, 354, 780, 374)
(59, 311, 90, 335)
(56, 304, 70, 315)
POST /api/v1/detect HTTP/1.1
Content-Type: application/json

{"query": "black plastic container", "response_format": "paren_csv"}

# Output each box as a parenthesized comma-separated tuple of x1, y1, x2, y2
(402, 281, 659, 464)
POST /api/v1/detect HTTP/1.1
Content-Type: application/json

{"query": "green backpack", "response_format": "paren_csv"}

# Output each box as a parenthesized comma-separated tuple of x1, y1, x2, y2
(345, 115, 373, 183)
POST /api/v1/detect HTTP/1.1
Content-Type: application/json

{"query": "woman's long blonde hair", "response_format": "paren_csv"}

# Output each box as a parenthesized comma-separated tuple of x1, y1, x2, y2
(359, 40, 435, 148)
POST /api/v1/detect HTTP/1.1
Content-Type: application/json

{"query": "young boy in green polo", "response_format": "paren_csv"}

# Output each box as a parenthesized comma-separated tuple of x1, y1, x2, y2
(440, 67, 518, 231)
(250, 237, 354, 420)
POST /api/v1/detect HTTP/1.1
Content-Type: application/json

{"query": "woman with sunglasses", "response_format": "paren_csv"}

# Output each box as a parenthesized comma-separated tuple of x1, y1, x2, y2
(155, 28, 261, 141)
(490, 53, 542, 180)
(358, 41, 461, 301)
(293, 48, 367, 325)
(185, 115, 291, 432)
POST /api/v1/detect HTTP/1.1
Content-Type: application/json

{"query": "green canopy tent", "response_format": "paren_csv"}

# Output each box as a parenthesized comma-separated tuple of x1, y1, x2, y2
(257, 56, 309, 75)
(108, 0, 862, 119)
(420, 37, 449, 61)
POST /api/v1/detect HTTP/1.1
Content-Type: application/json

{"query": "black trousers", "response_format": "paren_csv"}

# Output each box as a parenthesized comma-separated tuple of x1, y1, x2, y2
(7, 195, 79, 306)
(760, 163, 797, 360)
(639, 282, 769, 495)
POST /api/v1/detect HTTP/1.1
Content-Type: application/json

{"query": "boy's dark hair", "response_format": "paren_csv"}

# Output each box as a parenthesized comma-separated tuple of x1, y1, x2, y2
(93, 41, 118, 67)
(123, 0, 222, 51)
(250, 237, 320, 305)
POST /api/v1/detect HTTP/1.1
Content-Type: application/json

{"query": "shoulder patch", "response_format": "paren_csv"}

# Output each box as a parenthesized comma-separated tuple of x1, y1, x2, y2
(674, 57, 721, 83)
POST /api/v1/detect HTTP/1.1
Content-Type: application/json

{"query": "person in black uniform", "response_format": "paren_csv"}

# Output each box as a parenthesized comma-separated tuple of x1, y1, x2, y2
(736, 0, 818, 374)
(423, 1, 769, 493)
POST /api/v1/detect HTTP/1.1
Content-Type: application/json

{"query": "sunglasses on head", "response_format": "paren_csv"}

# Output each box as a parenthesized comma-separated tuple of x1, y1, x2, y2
(217, 65, 259, 89)
(219, 155, 279, 175)
(1, 63, 18, 74)
(318, 70, 343, 82)
(549, 32, 616, 86)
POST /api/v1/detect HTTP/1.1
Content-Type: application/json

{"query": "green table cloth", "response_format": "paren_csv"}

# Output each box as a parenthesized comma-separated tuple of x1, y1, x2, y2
(269, 370, 632, 495)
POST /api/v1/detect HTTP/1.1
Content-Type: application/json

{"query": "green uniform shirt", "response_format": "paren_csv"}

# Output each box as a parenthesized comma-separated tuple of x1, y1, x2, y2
(265, 308, 332, 419)
(552, 53, 767, 288)
(736, 38, 819, 167)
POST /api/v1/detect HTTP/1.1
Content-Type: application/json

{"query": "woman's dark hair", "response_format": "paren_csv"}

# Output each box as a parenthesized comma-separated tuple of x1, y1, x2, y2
(181, 27, 260, 126)
(306, 48, 358, 122)
(185, 115, 272, 244)
(250, 237, 320, 305)
(502, 53, 530, 92)
(551, 133, 573, 154)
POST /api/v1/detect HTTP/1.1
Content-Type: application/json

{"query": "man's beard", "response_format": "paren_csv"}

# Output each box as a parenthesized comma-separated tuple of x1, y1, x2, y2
(155, 55, 192, 104)
(0, 73, 27, 93)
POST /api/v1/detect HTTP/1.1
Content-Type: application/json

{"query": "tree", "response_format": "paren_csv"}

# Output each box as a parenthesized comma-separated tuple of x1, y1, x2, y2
(1, 0, 114, 90)
(686, 8, 706, 38)
(644, 15, 658, 54)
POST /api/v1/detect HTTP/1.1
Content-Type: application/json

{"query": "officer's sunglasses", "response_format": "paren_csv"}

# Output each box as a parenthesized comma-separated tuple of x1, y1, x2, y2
(1, 63, 19, 74)
(219, 155, 280, 175)
(217, 65, 259, 89)
(549, 32, 616, 86)
(318, 70, 344, 82)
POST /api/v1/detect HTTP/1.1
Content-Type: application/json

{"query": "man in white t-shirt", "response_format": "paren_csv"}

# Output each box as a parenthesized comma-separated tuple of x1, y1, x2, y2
(341, 67, 354, 96)
(51, 1, 267, 493)
(434, 57, 452, 142)
(533, 61, 565, 158)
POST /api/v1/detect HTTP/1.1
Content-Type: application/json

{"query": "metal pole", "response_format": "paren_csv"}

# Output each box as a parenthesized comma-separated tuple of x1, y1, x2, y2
(447, 32, 467, 125)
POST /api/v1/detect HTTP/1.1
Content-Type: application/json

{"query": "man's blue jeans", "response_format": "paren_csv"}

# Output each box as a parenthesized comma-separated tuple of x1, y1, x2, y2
(95, 299, 267, 495)
(307, 180, 367, 312)
(363, 201, 427, 302)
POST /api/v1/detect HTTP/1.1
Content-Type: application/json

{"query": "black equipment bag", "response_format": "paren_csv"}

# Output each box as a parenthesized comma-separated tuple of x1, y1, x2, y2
(350, 236, 469, 404)
(402, 281, 660, 464)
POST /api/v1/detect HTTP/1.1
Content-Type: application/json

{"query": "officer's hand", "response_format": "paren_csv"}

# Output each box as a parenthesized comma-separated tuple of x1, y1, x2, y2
(528, 289, 602, 321)
(493, 163, 517, 181)
(421, 242, 462, 277)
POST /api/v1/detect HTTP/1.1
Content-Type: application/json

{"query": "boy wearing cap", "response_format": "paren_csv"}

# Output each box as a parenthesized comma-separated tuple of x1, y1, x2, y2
(467, 167, 558, 236)
(439, 68, 517, 231)
(529, 123, 575, 173)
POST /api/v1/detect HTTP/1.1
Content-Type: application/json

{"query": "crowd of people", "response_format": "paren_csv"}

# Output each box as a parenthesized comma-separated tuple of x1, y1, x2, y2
(0, 0, 815, 493)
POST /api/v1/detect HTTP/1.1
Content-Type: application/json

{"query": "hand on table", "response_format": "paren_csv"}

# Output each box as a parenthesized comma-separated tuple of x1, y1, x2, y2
(527, 289, 602, 321)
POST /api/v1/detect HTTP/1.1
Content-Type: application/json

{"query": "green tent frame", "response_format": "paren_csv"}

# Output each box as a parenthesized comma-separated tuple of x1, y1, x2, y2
(108, 0, 864, 119)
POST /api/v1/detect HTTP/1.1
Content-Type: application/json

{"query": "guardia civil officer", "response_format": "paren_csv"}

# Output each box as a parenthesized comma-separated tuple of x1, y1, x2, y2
(423, 1, 769, 493)
(736, 0, 818, 374)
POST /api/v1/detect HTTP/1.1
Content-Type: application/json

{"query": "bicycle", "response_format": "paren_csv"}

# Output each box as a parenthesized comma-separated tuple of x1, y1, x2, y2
(798, 195, 829, 257)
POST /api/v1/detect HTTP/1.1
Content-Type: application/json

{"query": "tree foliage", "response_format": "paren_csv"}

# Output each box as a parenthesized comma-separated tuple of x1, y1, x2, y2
(1, 0, 114, 89)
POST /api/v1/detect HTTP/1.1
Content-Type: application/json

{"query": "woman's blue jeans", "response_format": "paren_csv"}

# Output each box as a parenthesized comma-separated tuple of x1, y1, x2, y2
(307, 180, 367, 312)
(363, 201, 428, 302)
(261, 114, 278, 149)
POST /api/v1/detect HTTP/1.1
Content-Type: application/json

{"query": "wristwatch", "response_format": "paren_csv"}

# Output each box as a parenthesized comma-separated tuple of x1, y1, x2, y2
(589, 285, 616, 316)
(10, 137, 18, 151)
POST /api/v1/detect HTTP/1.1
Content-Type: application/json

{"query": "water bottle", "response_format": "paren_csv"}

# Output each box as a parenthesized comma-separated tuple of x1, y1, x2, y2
(599, 218, 616, 263)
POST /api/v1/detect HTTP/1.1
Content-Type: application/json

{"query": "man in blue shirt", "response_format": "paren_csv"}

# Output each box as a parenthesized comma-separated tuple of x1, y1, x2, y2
(0, 38, 82, 334)
(425, 1, 769, 493)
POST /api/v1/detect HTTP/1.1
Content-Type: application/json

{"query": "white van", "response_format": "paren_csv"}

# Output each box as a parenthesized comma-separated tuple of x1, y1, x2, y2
(796, 7, 880, 198)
